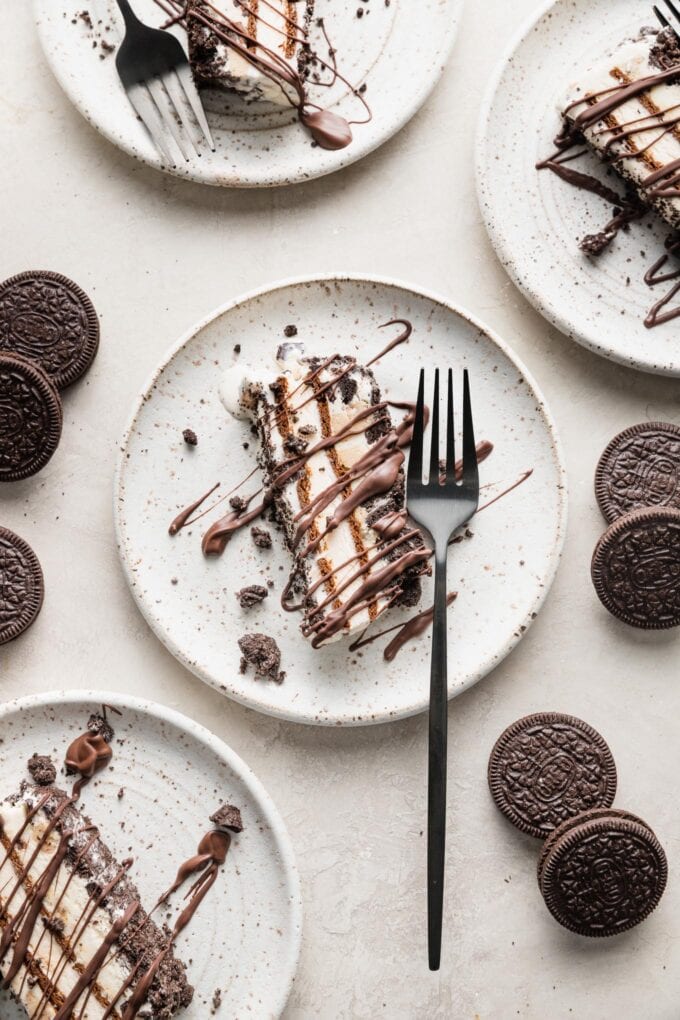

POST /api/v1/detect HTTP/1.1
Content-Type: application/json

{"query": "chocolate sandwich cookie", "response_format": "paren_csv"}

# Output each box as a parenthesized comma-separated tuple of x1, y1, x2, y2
(488, 713, 617, 839)
(0, 528, 44, 645)
(591, 507, 680, 629)
(595, 421, 680, 522)
(0, 271, 99, 389)
(539, 813, 667, 937)
(0, 354, 63, 481)
(537, 807, 651, 888)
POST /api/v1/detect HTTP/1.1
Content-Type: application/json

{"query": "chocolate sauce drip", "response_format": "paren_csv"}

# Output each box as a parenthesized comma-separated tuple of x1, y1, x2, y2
(120, 829, 231, 1019)
(65, 729, 113, 800)
(537, 43, 680, 325)
(349, 593, 458, 660)
(154, 0, 372, 149)
(202, 489, 272, 556)
(644, 234, 680, 326)
(169, 481, 220, 535)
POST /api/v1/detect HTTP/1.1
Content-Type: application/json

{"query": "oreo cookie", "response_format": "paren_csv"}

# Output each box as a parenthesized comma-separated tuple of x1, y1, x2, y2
(0, 354, 63, 481)
(539, 811, 667, 937)
(595, 421, 680, 523)
(537, 807, 650, 888)
(591, 507, 680, 629)
(488, 713, 617, 839)
(0, 528, 44, 645)
(0, 271, 99, 389)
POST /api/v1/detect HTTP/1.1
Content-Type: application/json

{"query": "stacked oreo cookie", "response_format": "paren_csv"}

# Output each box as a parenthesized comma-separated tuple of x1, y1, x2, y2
(489, 713, 667, 937)
(591, 422, 680, 628)
(0, 270, 99, 481)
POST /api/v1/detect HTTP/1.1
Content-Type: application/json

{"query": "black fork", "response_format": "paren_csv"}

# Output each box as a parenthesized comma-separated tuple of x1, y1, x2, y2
(114, 0, 215, 165)
(406, 369, 480, 971)
(654, 0, 680, 37)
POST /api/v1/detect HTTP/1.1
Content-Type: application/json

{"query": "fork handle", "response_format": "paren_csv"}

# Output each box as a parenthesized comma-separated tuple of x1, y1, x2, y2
(428, 546, 448, 971)
(115, 0, 140, 26)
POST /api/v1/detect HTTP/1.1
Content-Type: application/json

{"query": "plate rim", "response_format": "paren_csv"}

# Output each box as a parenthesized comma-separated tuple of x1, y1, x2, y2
(113, 272, 569, 726)
(475, 0, 680, 378)
(33, 0, 464, 189)
(0, 688, 303, 1019)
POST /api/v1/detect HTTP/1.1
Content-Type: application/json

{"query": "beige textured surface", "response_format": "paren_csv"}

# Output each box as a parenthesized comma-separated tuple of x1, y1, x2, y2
(1, 1, 680, 1017)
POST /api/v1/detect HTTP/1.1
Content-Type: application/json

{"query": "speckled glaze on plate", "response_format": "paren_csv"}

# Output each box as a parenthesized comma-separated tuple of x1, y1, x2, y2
(34, 0, 462, 188)
(0, 691, 302, 1019)
(477, 0, 680, 377)
(114, 275, 567, 726)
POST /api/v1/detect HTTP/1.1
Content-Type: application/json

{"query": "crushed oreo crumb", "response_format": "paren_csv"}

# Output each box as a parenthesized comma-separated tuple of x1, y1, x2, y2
(284, 434, 309, 456)
(210, 803, 243, 833)
(236, 585, 269, 609)
(251, 526, 272, 549)
(229, 494, 248, 513)
(42, 915, 65, 935)
(182, 428, 198, 446)
(27, 754, 56, 787)
(283, 324, 298, 338)
(87, 713, 115, 744)
(580, 229, 616, 256)
(650, 26, 680, 71)
(238, 633, 285, 683)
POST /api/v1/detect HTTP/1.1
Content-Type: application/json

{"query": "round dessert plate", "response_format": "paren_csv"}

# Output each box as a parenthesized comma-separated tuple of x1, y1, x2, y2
(0, 690, 302, 1019)
(477, 0, 680, 377)
(34, 0, 462, 188)
(115, 275, 567, 726)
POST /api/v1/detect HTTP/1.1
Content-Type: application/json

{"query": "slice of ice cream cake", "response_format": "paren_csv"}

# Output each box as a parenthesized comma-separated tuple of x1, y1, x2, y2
(0, 784, 192, 1019)
(218, 343, 430, 647)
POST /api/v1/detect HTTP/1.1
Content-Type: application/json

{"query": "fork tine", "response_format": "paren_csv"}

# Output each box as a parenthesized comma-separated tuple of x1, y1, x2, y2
(407, 369, 425, 489)
(665, 0, 680, 26)
(176, 62, 216, 151)
(163, 70, 202, 155)
(445, 369, 456, 484)
(125, 83, 176, 166)
(462, 370, 479, 488)
(660, 2, 676, 28)
(146, 77, 191, 162)
(429, 369, 440, 485)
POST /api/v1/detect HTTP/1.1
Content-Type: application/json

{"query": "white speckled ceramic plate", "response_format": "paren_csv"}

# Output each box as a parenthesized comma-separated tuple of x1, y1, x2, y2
(114, 275, 567, 726)
(0, 691, 302, 1019)
(477, 0, 680, 376)
(34, 0, 462, 188)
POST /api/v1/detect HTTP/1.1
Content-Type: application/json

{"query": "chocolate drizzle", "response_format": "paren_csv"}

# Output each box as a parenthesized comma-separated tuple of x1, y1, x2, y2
(347, 462, 533, 660)
(120, 829, 231, 1019)
(153, 0, 372, 150)
(537, 31, 680, 325)
(65, 728, 113, 800)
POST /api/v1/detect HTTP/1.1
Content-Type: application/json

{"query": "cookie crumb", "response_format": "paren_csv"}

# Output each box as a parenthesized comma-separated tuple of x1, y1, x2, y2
(238, 633, 285, 683)
(236, 585, 269, 609)
(27, 754, 56, 787)
(251, 526, 272, 549)
(210, 803, 243, 833)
